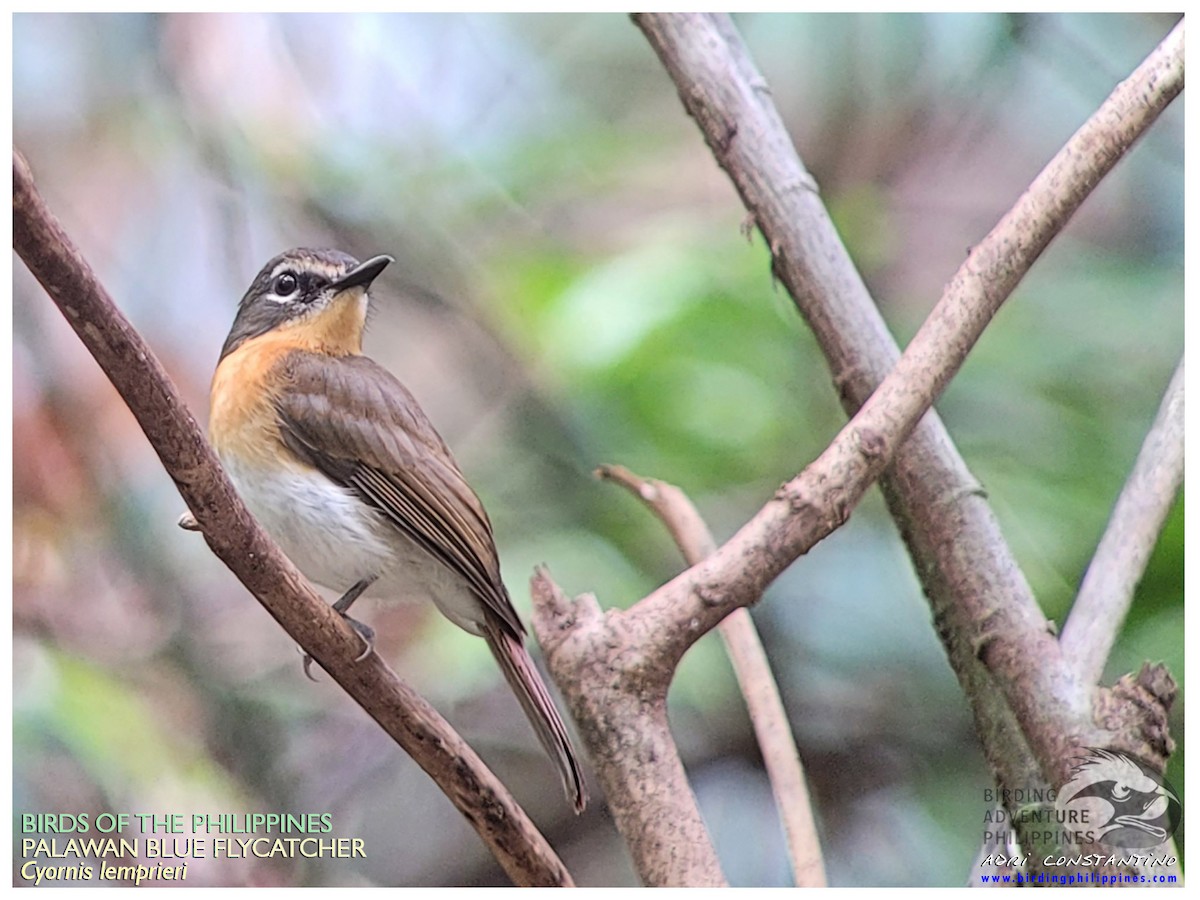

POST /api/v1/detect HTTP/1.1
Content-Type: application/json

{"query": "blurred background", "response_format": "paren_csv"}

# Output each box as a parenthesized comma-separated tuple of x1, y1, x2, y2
(12, 12, 1183, 887)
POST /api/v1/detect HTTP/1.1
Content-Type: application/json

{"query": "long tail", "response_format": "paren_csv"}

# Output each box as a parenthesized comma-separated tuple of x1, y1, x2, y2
(482, 616, 587, 813)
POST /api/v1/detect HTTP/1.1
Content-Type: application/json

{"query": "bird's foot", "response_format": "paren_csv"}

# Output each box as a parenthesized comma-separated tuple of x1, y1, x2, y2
(301, 576, 379, 679)
(301, 611, 376, 681)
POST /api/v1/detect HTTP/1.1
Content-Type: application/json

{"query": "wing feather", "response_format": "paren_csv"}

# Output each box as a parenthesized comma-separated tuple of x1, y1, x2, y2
(272, 350, 523, 636)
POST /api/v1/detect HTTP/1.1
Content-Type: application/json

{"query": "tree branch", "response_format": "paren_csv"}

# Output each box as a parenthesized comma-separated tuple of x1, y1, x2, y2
(628, 11, 1182, 771)
(13, 147, 573, 888)
(595, 464, 826, 887)
(533, 567, 726, 886)
(532, 14, 1182, 885)
(1061, 357, 1185, 687)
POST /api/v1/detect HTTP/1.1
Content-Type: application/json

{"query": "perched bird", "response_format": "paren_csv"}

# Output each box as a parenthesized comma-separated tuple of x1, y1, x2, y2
(207, 247, 586, 812)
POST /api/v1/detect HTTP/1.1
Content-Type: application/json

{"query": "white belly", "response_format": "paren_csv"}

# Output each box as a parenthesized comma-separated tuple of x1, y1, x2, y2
(221, 454, 485, 635)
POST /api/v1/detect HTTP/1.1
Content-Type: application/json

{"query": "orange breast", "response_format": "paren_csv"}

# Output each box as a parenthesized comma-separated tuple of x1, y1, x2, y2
(209, 333, 299, 471)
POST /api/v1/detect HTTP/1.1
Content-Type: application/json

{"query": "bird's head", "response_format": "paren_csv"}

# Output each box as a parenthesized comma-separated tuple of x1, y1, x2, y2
(220, 248, 393, 361)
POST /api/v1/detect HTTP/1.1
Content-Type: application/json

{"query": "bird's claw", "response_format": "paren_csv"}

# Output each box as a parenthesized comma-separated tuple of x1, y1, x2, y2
(302, 648, 320, 682)
(348, 616, 376, 661)
(299, 614, 375, 680)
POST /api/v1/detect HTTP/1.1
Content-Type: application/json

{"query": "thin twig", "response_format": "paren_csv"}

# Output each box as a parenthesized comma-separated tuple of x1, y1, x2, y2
(596, 465, 719, 561)
(1061, 358, 1185, 687)
(595, 464, 826, 887)
(12, 147, 572, 888)
(1055, 358, 1185, 885)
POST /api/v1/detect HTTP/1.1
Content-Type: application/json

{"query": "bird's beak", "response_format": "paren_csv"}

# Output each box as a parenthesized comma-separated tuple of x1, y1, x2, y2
(330, 255, 393, 293)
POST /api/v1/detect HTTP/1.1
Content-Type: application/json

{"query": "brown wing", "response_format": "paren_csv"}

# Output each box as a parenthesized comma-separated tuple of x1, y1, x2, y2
(272, 350, 523, 637)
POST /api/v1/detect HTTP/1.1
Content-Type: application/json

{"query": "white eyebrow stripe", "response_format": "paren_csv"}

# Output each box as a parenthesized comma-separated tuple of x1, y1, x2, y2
(268, 261, 294, 281)
(268, 261, 343, 281)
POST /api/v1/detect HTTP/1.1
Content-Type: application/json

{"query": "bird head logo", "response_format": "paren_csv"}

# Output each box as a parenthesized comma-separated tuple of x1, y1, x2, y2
(1055, 748, 1180, 849)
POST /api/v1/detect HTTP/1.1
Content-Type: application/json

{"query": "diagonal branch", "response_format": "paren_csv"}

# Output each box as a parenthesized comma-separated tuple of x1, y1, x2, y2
(1061, 357, 1184, 687)
(627, 17, 1183, 777)
(1054, 357, 1185, 887)
(12, 147, 572, 888)
(531, 14, 1182, 886)
(595, 464, 826, 887)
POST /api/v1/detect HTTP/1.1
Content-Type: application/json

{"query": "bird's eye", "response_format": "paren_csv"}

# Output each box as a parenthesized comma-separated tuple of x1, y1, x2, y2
(273, 272, 299, 297)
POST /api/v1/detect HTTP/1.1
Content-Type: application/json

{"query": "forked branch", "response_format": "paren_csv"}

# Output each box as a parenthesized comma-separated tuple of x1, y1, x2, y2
(596, 464, 826, 887)
(531, 14, 1183, 886)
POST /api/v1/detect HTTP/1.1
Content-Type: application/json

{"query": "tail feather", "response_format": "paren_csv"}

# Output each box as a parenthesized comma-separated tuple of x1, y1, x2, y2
(482, 617, 587, 814)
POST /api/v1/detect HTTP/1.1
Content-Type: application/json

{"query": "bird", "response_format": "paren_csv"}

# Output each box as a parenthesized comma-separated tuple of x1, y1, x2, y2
(206, 247, 586, 813)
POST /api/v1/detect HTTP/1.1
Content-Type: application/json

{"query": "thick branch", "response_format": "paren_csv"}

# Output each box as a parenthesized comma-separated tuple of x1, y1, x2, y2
(595, 465, 826, 887)
(1061, 358, 1185, 687)
(628, 13, 1182, 792)
(537, 15, 1183, 886)
(532, 569, 726, 887)
(13, 148, 572, 888)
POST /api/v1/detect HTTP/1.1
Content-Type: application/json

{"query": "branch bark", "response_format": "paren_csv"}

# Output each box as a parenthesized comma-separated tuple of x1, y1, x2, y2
(531, 14, 1182, 886)
(13, 147, 573, 888)
(629, 5, 1182, 781)
(595, 464, 826, 887)
(1061, 357, 1185, 687)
